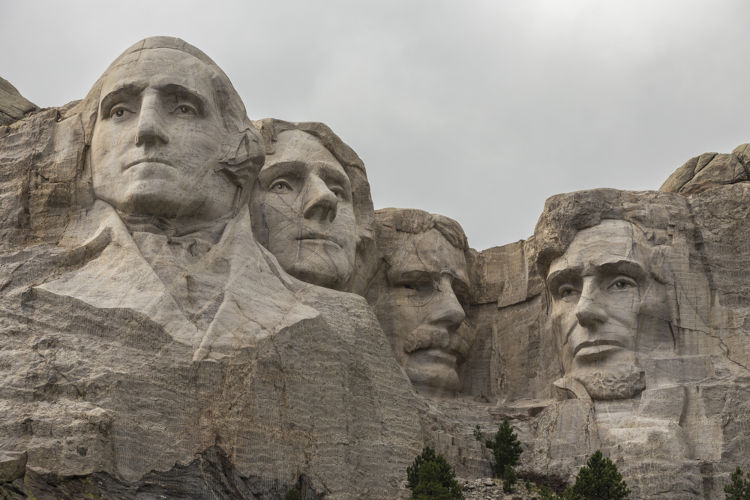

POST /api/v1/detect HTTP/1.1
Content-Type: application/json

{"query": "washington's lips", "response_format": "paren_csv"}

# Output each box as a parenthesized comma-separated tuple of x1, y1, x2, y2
(296, 230, 341, 247)
(124, 158, 175, 170)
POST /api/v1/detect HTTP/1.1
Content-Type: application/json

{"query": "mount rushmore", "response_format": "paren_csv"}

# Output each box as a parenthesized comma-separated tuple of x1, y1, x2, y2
(1, 37, 749, 499)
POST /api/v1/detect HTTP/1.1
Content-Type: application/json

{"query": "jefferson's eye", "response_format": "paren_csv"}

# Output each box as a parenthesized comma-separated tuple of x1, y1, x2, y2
(109, 105, 131, 119)
(269, 180, 293, 194)
(609, 276, 637, 290)
(330, 186, 348, 200)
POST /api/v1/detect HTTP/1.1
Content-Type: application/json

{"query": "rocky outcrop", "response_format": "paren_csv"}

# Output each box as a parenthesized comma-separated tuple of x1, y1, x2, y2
(0, 77, 37, 126)
(3, 38, 750, 499)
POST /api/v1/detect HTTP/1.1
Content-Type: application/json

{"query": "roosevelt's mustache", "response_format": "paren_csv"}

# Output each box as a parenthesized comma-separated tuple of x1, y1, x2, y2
(403, 322, 474, 360)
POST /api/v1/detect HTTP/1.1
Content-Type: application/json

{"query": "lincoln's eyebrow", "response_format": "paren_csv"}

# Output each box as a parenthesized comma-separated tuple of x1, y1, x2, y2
(546, 267, 581, 288)
(596, 260, 647, 281)
(99, 83, 145, 115)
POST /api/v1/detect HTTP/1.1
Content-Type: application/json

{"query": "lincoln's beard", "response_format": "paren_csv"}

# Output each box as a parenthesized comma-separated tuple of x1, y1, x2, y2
(573, 363, 646, 400)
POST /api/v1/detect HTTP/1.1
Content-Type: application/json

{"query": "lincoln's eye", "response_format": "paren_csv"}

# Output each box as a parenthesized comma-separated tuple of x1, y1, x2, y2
(558, 284, 579, 299)
(609, 276, 637, 290)
(114, 109, 124, 117)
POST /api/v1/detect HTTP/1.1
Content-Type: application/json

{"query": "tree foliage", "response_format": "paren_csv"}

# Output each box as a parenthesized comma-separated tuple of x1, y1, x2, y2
(725, 467, 750, 500)
(406, 447, 463, 500)
(567, 450, 630, 500)
(502, 464, 517, 493)
(485, 419, 523, 479)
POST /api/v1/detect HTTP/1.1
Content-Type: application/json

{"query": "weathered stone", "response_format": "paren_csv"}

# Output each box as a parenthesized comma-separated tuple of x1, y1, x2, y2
(0, 77, 37, 126)
(5, 35, 750, 500)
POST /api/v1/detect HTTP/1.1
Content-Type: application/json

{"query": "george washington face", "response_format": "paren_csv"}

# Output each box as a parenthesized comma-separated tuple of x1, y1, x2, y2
(90, 48, 237, 222)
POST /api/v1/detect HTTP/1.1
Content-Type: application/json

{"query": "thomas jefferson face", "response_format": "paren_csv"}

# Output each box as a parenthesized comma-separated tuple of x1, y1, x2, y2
(90, 48, 237, 222)
(374, 229, 472, 394)
(547, 220, 652, 395)
(253, 130, 357, 290)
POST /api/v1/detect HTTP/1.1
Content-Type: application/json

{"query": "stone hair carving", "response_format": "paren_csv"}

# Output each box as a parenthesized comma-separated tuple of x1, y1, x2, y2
(251, 118, 376, 293)
(366, 208, 475, 395)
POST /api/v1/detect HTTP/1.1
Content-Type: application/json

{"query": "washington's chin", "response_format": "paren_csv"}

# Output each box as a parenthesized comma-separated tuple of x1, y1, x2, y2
(405, 349, 460, 395)
(279, 248, 354, 291)
(109, 184, 197, 219)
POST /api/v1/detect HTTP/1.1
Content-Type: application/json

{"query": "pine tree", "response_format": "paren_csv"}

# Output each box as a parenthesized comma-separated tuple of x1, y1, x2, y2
(485, 419, 523, 479)
(406, 447, 464, 500)
(725, 467, 750, 500)
(567, 450, 629, 500)
(502, 464, 517, 492)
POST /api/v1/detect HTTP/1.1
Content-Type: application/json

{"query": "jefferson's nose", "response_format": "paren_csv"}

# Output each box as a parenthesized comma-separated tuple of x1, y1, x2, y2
(302, 174, 338, 222)
(427, 277, 466, 331)
(135, 95, 169, 147)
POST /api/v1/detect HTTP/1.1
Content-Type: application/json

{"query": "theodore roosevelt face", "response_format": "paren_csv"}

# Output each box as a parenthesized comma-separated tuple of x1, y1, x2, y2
(375, 228, 471, 394)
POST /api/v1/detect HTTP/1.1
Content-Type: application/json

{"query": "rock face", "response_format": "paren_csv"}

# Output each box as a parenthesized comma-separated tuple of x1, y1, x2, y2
(0, 77, 37, 126)
(2, 36, 750, 500)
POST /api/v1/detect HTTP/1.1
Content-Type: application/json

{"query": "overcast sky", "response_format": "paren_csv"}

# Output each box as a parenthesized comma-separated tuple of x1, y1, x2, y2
(2, 1, 750, 250)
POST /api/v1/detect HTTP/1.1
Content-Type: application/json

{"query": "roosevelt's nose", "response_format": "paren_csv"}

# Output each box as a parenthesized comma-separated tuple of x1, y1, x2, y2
(427, 277, 466, 331)
(302, 174, 338, 222)
(575, 281, 608, 328)
(135, 94, 169, 147)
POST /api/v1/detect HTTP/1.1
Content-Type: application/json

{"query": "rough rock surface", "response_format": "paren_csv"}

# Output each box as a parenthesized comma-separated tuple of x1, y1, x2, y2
(3, 37, 750, 500)
(0, 77, 37, 126)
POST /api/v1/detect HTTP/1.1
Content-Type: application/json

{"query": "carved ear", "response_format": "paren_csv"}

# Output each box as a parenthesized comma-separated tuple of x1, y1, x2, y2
(218, 128, 265, 189)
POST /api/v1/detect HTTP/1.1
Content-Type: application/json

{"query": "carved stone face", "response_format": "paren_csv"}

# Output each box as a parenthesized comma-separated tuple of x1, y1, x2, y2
(90, 48, 237, 222)
(547, 220, 653, 397)
(253, 130, 357, 290)
(374, 228, 471, 394)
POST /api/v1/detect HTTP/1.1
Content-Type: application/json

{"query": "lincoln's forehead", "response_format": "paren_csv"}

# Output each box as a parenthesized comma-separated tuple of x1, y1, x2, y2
(548, 220, 647, 276)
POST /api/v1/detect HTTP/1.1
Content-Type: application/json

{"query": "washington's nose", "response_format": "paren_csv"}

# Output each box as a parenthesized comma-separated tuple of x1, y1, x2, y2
(135, 97, 169, 147)
(302, 175, 338, 222)
(428, 278, 466, 331)
(575, 297, 608, 328)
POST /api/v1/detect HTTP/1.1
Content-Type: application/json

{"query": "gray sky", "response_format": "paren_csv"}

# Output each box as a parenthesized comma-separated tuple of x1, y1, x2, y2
(2, 0, 749, 250)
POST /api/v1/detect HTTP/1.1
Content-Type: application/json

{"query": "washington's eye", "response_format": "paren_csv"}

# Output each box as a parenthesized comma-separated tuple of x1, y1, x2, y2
(175, 104, 197, 115)
(269, 180, 292, 194)
(609, 276, 637, 290)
